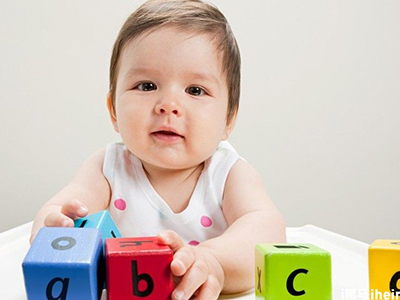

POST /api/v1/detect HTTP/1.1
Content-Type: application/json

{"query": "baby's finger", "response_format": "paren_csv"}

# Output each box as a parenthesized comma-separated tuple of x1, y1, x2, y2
(172, 260, 208, 300)
(44, 212, 74, 228)
(61, 199, 89, 220)
(157, 230, 185, 252)
(29, 233, 38, 245)
(192, 275, 221, 300)
(170, 246, 196, 277)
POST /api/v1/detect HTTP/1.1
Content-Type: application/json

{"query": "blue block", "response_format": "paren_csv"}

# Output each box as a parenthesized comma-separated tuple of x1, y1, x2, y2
(74, 210, 122, 246)
(22, 227, 104, 300)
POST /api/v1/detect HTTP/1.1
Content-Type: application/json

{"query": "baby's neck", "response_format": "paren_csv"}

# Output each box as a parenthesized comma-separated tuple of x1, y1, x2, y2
(141, 161, 204, 188)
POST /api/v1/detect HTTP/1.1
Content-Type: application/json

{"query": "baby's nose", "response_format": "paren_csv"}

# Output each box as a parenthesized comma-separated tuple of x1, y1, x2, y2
(155, 100, 181, 116)
(158, 107, 178, 115)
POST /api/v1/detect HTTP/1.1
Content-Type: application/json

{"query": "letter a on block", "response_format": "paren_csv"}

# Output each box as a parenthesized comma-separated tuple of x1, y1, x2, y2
(106, 237, 173, 300)
(255, 243, 332, 300)
(22, 227, 104, 300)
(369, 240, 400, 297)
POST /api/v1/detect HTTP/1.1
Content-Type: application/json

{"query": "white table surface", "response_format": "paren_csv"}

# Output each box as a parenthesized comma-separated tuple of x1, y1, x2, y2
(0, 223, 369, 300)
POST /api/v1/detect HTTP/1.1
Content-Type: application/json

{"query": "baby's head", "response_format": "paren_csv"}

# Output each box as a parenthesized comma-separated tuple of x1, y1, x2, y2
(107, 0, 241, 170)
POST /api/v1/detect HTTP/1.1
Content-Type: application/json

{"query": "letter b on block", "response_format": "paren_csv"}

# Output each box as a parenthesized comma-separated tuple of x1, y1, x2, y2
(255, 243, 332, 300)
(106, 237, 173, 300)
(369, 240, 400, 297)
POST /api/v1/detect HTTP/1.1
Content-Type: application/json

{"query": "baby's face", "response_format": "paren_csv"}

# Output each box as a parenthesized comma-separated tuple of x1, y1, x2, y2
(110, 26, 233, 170)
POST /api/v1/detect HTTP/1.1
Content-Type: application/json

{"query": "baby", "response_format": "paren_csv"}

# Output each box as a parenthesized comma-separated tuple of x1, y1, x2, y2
(30, 0, 286, 298)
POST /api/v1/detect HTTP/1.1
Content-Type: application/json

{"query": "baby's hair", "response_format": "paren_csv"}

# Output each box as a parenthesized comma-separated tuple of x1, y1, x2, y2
(109, 0, 241, 124)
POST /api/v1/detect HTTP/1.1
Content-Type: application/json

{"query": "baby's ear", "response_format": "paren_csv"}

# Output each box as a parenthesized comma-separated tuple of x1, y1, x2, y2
(222, 113, 237, 140)
(106, 92, 119, 133)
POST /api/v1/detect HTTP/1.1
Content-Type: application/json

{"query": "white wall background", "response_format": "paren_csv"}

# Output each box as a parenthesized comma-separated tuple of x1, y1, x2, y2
(0, 0, 399, 243)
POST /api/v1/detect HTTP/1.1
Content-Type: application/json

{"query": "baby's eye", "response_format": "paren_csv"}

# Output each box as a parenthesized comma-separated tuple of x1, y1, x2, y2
(136, 82, 157, 91)
(186, 86, 206, 96)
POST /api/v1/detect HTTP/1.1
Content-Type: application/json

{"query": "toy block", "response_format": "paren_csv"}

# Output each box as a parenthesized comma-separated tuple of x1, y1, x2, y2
(255, 243, 332, 300)
(22, 227, 104, 300)
(106, 237, 174, 300)
(369, 240, 400, 298)
(74, 210, 122, 246)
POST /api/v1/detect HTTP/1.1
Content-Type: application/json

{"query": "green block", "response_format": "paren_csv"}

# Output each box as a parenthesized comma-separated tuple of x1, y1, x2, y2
(255, 243, 332, 300)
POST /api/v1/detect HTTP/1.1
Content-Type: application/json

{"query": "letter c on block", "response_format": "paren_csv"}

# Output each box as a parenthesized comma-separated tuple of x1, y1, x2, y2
(287, 268, 308, 296)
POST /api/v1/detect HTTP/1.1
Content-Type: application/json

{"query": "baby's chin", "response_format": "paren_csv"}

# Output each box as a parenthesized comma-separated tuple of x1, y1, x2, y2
(128, 144, 216, 171)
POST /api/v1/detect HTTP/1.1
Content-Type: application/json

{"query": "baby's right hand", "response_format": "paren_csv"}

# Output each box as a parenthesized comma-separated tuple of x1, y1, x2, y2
(44, 199, 89, 228)
(30, 199, 89, 244)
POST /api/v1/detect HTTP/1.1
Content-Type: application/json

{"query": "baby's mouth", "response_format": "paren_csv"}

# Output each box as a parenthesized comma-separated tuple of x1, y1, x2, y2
(153, 130, 183, 136)
(151, 130, 184, 141)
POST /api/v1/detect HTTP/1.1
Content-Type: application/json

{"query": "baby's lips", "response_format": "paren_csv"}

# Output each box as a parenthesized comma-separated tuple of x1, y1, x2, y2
(153, 130, 184, 137)
(152, 125, 184, 137)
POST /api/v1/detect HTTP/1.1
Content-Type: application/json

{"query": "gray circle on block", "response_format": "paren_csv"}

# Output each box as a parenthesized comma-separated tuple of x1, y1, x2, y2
(51, 236, 77, 251)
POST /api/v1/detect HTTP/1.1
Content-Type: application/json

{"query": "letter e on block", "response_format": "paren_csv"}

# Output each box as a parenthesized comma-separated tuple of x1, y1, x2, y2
(369, 240, 400, 297)
(106, 237, 173, 300)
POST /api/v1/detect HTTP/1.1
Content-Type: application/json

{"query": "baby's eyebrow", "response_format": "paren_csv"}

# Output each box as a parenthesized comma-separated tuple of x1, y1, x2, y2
(123, 67, 220, 85)
(186, 72, 220, 86)
(124, 67, 161, 78)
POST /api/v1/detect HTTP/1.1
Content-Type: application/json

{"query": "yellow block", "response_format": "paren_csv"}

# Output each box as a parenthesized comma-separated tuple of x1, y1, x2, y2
(369, 240, 400, 298)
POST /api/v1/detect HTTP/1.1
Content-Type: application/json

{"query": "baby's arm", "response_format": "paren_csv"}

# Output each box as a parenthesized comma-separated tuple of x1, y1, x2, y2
(203, 159, 287, 293)
(30, 148, 111, 243)
(158, 159, 286, 299)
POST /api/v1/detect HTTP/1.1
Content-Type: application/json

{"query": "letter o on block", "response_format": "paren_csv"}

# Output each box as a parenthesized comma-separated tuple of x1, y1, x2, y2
(255, 243, 332, 300)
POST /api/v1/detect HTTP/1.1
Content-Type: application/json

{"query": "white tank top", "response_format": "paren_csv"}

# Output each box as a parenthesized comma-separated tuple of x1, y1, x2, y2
(103, 141, 241, 245)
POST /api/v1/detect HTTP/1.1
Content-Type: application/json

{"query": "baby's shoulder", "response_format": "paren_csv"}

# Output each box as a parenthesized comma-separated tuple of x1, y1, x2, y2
(228, 158, 259, 180)
(224, 158, 266, 198)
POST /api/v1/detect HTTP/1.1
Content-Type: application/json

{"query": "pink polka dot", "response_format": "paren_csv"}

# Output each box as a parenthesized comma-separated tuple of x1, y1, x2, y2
(189, 240, 200, 246)
(114, 198, 126, 211)
(200, 216, 213, 227)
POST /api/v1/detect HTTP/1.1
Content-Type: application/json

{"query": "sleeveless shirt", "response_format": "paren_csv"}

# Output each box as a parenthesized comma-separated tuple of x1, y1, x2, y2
(103, 141, 241, 245)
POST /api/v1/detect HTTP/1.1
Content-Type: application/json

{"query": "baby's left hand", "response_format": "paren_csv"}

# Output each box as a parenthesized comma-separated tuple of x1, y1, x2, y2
(157, 230, 225, 300)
